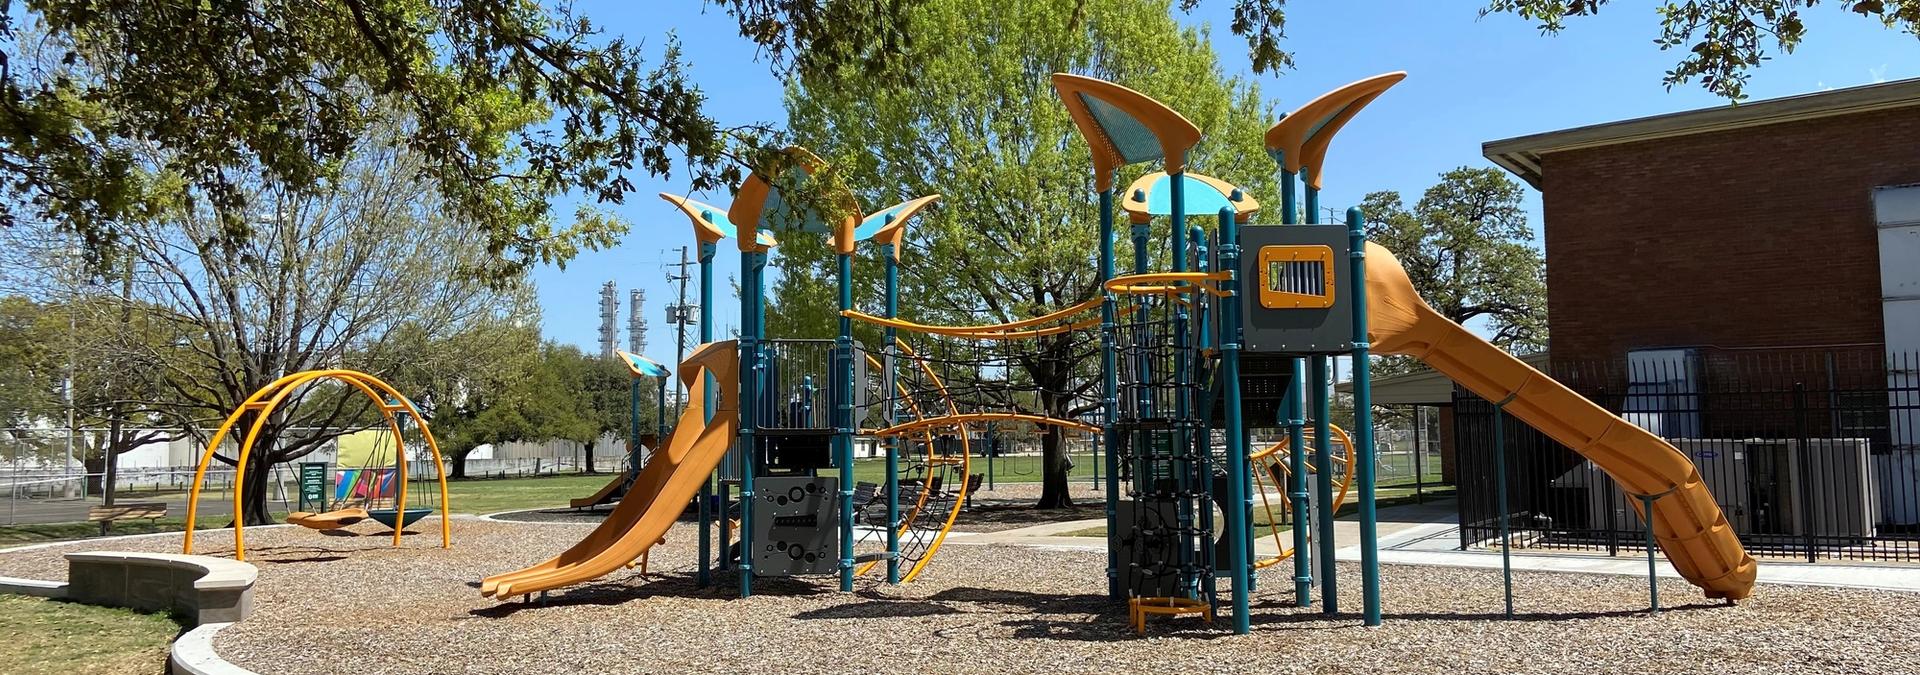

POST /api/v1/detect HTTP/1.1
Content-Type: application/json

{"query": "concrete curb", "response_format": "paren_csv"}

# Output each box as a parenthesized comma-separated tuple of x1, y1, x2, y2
(170, 623, 258, 675)
(0, 575, 66, 597)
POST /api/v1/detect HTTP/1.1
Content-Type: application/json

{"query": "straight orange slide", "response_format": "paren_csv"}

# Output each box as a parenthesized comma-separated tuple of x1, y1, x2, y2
(568, 435, 657, 509)
(481, 340, 738, 600)
(1364, 243, 1758, 599)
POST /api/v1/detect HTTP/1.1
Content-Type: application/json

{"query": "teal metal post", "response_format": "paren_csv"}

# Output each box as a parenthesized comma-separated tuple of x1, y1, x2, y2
(656, 377, 669, 440)
(738, 246, 766, 598)
(1303, 170, 1319, 225)
(1308, 177, 1336, 609)
(1285, 364, 1310, 606)
(1346, 207, 1382, 626)
(1099, 186, 1122, 599)
(1494, 401, 1513, 617)
(1311, 357, 1338, 614)
(1189, 220, 1218, 602)
(1132, 217, 1151, 418)
(883, 239, 902, 583)
(629, 378, 643, 475)
(697, 239, 716, 587)
(1281, 168, 1311, 607)
(1642, 493, 1659, 613)
(836, 250, 856, 592)
(1169, 169, 1199, 601)
(1219, 206, 1251, 634)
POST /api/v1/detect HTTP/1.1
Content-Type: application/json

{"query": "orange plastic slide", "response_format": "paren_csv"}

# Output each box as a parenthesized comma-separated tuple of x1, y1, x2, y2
(481, 340, 738, 600)
(567, 475, 627, 509)
(568, 435, 658, 509)
(1365, 243, 1758, 599)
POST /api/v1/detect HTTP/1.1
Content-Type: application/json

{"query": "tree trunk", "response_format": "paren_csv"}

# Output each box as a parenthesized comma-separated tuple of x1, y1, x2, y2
(1034, 353, 1075, 509)
(240, 453, 277, 525)
(1035, 425, 1074, 508)
(83, 454, 108, 496)
(583, 439, 597, 475)
(450, 448, 470, 480)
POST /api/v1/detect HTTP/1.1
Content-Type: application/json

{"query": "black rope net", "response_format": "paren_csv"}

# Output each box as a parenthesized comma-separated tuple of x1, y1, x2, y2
(1110, 280, 1221, 605)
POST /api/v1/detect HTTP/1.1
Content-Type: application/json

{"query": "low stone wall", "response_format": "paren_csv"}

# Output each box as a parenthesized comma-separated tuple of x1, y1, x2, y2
(64, 551, 256, 625)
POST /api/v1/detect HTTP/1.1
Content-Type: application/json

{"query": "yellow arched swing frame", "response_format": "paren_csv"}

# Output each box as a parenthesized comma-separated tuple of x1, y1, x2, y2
(182, 369, 452, 561)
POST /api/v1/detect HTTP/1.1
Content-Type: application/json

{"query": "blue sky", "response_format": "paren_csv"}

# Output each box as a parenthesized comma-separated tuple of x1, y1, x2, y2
(535, 1, 1917, 365)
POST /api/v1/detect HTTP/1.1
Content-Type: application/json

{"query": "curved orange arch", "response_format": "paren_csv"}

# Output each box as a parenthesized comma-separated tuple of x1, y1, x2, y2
(182, 370, 451, 561)
(854, 352, 938, 578)
(892, 338, 971, 583)
(1248, 425, 1355, 570)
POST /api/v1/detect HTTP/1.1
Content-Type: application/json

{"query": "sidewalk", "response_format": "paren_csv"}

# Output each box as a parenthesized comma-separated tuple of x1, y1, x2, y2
(953, 498, 1920, 593)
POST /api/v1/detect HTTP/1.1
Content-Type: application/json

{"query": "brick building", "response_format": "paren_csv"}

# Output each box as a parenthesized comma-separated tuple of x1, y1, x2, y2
(1433, 79, 1920, 554)
(1483, 77, 1920, 368)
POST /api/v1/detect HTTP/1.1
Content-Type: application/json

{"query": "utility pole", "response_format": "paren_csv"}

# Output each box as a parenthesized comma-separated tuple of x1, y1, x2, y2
(663, 246, 695, 414)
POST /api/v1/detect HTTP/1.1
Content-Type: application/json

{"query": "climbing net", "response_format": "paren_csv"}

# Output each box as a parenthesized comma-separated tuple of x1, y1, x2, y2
(1107, 272, 1228, 604)
(845, 302, 1105, 581)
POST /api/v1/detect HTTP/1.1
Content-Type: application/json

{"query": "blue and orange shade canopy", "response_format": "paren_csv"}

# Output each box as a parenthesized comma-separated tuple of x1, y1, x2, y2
(1052, 74, 1203, 190)
(730, 147, 864, 254)
(1121, 172, 1259, 224)
(853, 195, 941, 259)
(617, 351, 671, 379)
(658, 193, 780, 250)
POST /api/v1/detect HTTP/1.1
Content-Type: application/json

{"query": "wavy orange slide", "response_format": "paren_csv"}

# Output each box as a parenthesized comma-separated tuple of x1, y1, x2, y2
(1365, 243, 1758, 599)
(481, 340, 739, 600)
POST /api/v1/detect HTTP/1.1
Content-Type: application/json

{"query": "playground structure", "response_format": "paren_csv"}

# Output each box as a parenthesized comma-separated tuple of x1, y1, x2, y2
(568, 351, 672, 509)
(181, 370, 452, 561)
(476, 69, 1758, 633)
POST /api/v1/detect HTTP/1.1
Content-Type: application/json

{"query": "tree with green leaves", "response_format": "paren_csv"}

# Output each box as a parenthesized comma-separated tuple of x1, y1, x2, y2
(0, 275, 194, 497)
(0, 0, 929, 278)
(1483, 0, 1920, 100)
(780, 0, 1278, 508)
(382, 316, 544, 480)
(0, 0, 1274, 274)
(538, 344, 655, 475)
(0, 296, 57, 429)
(1362, 166, 1548, 356)
(5, 1, 1911, 284)
(1, 118, 535, 523)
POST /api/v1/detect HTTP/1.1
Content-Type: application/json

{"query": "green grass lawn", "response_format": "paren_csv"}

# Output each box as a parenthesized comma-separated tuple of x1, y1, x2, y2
(443, 473, 617, 514)
(0, 513, 292, 548)
(0, 594, 181, 674)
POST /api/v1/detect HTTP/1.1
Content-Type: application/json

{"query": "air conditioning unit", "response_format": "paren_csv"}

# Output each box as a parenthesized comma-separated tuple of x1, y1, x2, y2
(1561, 438, 1878, 539)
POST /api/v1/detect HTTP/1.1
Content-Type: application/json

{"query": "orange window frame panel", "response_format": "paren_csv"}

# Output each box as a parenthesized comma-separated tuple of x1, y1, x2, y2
(1257, 244, 1337, 310)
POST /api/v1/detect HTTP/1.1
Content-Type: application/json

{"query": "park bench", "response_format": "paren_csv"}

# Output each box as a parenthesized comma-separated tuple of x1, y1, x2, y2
(86, 502, 168, 523)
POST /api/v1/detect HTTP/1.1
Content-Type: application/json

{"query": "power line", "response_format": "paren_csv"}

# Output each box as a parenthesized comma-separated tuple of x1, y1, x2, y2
(662, 246, 695, 412)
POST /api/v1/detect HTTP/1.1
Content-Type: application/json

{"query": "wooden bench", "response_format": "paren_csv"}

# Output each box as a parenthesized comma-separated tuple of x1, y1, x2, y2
(86, 502, 168, 523)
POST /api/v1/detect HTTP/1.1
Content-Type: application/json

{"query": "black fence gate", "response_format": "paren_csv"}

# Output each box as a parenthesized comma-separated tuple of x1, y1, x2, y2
(1454, 348, 1920, 562)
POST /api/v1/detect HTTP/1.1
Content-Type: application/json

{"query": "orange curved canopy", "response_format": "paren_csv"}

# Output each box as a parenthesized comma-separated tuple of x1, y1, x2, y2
(1264, 72, 1406, 188)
